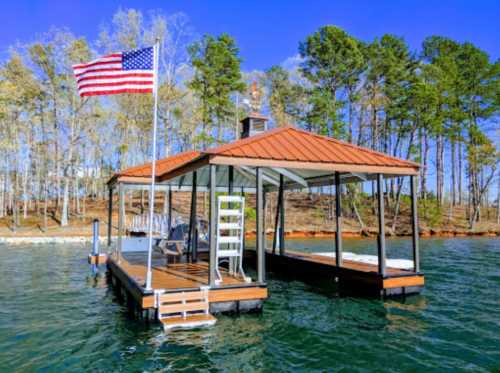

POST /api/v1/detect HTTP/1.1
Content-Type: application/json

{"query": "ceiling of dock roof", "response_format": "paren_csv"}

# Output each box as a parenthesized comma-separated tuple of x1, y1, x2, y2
(167, 165, 259, 190)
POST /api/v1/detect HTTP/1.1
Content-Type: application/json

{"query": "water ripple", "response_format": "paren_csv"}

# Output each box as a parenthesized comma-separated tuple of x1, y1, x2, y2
(0, 238, 499, 372)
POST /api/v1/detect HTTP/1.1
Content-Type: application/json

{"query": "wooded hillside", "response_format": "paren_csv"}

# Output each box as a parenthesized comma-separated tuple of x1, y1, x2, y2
(0, 8, 498, 233)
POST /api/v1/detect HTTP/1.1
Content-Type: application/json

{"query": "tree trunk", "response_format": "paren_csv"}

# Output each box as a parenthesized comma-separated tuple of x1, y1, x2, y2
(60, 177, 70, 226)
(496, 176, 500, 224)
(451, 139, 456, 206)
(458, 140, 463, 205)
(436, 135, 444, 206)
(421, 129, 429, 200)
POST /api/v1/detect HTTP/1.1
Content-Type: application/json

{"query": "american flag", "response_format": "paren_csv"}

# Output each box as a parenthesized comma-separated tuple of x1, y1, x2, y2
(72, 47, 155, 97)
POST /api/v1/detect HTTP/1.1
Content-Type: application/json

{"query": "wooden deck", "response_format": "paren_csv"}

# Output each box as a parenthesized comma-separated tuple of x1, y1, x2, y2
(106, 253, 268, 311)
(105, 246, 423, 322)
(264, 250, 424, 296)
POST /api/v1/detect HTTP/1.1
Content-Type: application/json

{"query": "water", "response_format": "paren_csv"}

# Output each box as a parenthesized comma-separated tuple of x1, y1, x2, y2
(0, 237, 499, 372)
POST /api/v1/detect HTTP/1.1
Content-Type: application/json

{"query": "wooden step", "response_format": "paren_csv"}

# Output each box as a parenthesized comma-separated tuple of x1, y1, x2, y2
(157, 289, 216, 330)
(160, 313, 217, 330)
(159, 301, 208, 314)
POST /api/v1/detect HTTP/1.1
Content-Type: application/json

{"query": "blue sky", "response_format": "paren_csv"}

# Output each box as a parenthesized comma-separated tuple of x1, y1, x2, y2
(2, 1, 498, 197)
(1, 0, 499, 70)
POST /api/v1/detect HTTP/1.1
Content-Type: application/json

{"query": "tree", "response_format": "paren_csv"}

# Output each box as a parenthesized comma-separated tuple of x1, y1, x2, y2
(299, 25, 364, 137)
(264, 65, 303, 127)
(188, 33, 245, 146)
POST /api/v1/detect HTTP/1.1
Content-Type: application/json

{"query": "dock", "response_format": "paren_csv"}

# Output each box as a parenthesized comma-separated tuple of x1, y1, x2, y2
(265, 250, 424, 296)
(98, 113, 425, 328)
(106, 252, 268, 315)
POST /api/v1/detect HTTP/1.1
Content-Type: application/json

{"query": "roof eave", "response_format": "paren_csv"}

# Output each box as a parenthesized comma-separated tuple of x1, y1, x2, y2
(208, 155, 419, 176)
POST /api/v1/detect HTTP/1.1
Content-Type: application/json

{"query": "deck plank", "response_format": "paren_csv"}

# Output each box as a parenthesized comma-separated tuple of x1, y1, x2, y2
(107, 254, 267, 309)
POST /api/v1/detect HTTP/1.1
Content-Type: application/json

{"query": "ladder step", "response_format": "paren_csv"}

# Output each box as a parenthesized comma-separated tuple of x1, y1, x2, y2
(219, 196, 244, 203)
(219, 209, 241, 216)
(219, 223, 241, 230)
(217, 249, 239, 256)
(218, 236, 240, 244)
(160, 313, 217, 330)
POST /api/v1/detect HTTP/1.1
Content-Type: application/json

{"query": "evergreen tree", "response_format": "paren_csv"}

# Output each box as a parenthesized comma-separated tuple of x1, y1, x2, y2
(299, 25, 364, 137)
(189, 33, 245, 146)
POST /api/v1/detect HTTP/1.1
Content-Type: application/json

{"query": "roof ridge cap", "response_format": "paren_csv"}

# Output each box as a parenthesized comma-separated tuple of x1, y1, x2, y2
(204, 126, 290, 155)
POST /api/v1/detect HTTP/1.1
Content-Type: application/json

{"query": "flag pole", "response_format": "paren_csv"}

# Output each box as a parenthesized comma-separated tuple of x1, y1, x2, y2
(145, 38, 160, 291)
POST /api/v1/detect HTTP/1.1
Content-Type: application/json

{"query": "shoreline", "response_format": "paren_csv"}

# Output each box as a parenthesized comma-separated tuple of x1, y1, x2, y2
(1, 229, 498, 245)
(261, 229, 500, 238)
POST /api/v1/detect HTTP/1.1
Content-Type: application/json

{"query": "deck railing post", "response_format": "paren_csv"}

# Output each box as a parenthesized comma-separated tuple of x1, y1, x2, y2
(335, 172, 343, 267)
(107, 187, 113, 247)
(377, 173, 386, 276)
(256, 167, 265, 283)
(410, 175, 420, 273)
(209, 165, 217, 287)
(279, 174, 285, 256)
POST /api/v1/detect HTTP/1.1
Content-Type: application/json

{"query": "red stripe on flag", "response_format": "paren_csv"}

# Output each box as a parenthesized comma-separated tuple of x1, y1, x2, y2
(78, 80, 153, 89)
(80, 88, 153, 97)
(75, 68, 123, 77)
(72, 54, 122, 68)
(77, 72, 153, 84)
(73, 59, 122, 71)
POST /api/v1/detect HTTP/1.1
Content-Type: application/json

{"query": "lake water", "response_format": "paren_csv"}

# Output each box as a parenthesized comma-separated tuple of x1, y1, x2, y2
(0, 237, 499, 372)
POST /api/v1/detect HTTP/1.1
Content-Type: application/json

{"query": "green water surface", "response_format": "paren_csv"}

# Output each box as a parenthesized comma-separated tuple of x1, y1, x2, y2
(0, 237, 499, 372)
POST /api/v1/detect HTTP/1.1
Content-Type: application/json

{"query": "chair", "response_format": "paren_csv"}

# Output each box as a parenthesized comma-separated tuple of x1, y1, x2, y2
(154, 223, 188, 264)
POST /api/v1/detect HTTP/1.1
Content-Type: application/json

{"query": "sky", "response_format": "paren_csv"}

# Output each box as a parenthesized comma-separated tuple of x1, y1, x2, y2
(1, 1, 498, 197)
(1, 0, 499, 70)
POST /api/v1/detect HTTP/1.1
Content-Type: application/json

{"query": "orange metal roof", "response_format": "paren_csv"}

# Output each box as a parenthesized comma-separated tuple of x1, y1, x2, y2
(113, 126, 419, 186)
(205, 126, 419, 168)
(109, 150, 200, 184)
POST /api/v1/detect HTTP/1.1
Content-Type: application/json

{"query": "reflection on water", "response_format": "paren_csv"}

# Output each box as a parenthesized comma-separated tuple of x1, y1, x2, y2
(0, 237, 499, 372)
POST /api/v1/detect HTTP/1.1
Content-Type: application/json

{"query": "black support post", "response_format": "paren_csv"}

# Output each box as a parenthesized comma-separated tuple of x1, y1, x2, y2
(188, 171, 197, 262)
(107, 187, 113, 247)
(272, 183, 282, 254)
(167, 186, 172, 233)
(410, 175, 420, 273)
(279, 174, 285, 256)
(256, 167, 265, 283)
(228, 166, 234, 272)
(377, 173, 386, 276)
(209, 165, 217, 287)
(117, 183, 125, 261)
(228, 165, 234, 194)
(335, 172, 343, 267)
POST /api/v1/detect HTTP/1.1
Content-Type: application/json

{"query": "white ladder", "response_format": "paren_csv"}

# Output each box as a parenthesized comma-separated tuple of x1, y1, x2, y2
(215, 195, 250, 284)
